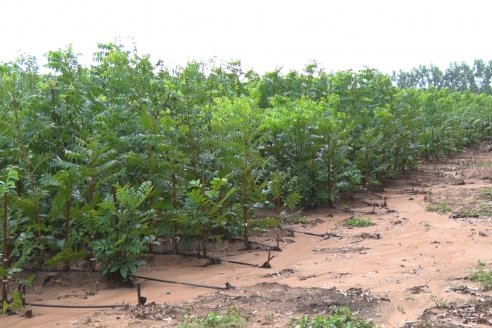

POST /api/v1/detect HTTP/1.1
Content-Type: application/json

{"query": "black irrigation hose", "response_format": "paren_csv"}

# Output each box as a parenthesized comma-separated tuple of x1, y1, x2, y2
(228, 237, 280, 251)
(145, 251, 259, 268)
(218, 258, 258, 268)
(24, 302, 126, 309)
(130, 274, 230, 291)
(21, 268, 100, 273)
(283, 228, 327, 238)
(332, 207, 376, 215)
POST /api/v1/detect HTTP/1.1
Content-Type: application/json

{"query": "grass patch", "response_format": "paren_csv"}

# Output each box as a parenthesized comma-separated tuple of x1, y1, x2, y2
(459, 203, 492, 217)
(179, 308, 247, 328)
(426, 202, 451, 214)
(484, 187, 492, 199)
(470, 262, 492, 291)
(290, 306, 374, 328)
(459, 207, 479, 217)
(344, 215, 374, 227)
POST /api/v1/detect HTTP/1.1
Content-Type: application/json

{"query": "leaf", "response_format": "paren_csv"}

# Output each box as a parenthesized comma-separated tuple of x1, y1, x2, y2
(283, 192, 302, 210)
(178, 125, 190, 136)
(140, 111, 157, 132)
(7, 169, 19, 183)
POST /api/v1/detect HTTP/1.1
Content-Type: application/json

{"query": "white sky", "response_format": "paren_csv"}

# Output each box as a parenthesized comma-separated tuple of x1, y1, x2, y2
(2, 0, 492, 73)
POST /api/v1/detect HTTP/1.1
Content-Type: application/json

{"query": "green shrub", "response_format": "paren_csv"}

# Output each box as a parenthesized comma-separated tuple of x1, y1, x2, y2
(344, 215, 374, 227)
(426, 202, 451, 214)
(291, 306, 374, 328)
(180, 308, 247, 328)
(90, 181, 155, 280)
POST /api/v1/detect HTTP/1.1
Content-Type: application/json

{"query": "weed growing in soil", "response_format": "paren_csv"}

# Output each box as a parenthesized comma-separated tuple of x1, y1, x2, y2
(470, 262, 492, 290)
(290, 306, 375, 328)
(459, 203, 492, 217)
(426, 202, 451, 214)
(179, 308, 247, 328)
(397, 305, 406, 314)
(430, 295, 449, 309)
(459, 207, 479, 217)
(345, 215, 374, 227)
(484, 187, 492, 199)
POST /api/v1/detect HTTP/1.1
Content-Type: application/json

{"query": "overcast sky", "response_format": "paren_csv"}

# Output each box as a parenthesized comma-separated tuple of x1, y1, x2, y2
(2, 0, 492, 73)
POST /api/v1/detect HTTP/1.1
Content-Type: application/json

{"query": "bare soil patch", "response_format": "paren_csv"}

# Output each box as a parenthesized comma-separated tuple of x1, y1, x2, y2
(72, 282, 386, 327)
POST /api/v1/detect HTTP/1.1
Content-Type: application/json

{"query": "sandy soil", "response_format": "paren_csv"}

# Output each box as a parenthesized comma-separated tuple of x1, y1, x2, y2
(3, 143, 492, 327)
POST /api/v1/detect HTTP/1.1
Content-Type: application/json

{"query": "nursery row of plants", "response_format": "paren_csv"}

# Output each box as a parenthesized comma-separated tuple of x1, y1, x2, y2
(2, 43, 492, 285)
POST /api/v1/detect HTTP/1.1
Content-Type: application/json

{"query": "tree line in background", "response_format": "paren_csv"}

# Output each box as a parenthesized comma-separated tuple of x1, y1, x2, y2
(1, 43, 492, 288)
(392, 59, 492, 94)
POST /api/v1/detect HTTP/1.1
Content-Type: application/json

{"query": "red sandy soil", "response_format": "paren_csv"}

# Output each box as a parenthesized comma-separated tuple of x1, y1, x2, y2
(3, 143, 492, 327)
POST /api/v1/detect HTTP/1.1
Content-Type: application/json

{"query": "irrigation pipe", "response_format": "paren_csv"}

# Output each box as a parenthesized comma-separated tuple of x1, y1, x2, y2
(283, 228, 327, 238)
(145, 251, 259, 268)
(24, 302, 127, 309)
(332, 207, 376, 215)
(228, 237, 280, 251)
(22, 268, 100, 273)
(130, 274, 232, 291)
(219, 258, 258, 267)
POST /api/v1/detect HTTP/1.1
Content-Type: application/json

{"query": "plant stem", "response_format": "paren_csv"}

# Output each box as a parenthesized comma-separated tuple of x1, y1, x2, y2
(2, 192, 8, 304)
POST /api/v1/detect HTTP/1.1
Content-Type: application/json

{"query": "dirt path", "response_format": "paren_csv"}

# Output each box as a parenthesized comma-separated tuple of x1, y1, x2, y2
(3, 144, 492, 327)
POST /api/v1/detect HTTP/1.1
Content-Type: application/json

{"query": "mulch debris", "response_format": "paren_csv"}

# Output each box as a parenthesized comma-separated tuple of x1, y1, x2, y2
(406, 297, 492, 327)
(262, 268, 295, 278)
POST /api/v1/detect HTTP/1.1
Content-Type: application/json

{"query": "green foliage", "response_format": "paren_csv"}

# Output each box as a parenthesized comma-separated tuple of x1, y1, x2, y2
(182, 178, 238, 239)
(0, 267, 33, 314)
(291, 306, 375, 328)
(90, 181, 155, 279)
(180, 308, 247, 328)
(470, 262, 492, 290)
(248, 217, 280, 235)
(252, 217, 280, 230)
(283, 192, 302, 210)
(344, 215, 374, 227)
(44, 247, 88, 268)
(2, 44, 492, 279)
(0, 169, 18, 193)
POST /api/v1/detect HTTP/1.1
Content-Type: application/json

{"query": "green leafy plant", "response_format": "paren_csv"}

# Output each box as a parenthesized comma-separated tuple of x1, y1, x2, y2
(344, 215, 374, 227)
(470, 261, 492, 290)
(2, 44, 492, 281)
(430, 295, 449, 309)
(180, 308, 247, 328)
(459, 203, 492, 217)
(182, 177, 238, 256)
(426, 202, 452, 214)
(90, 181, 155, 280)
(291, 306, 374, 328)
(484, 187, 492, 198)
